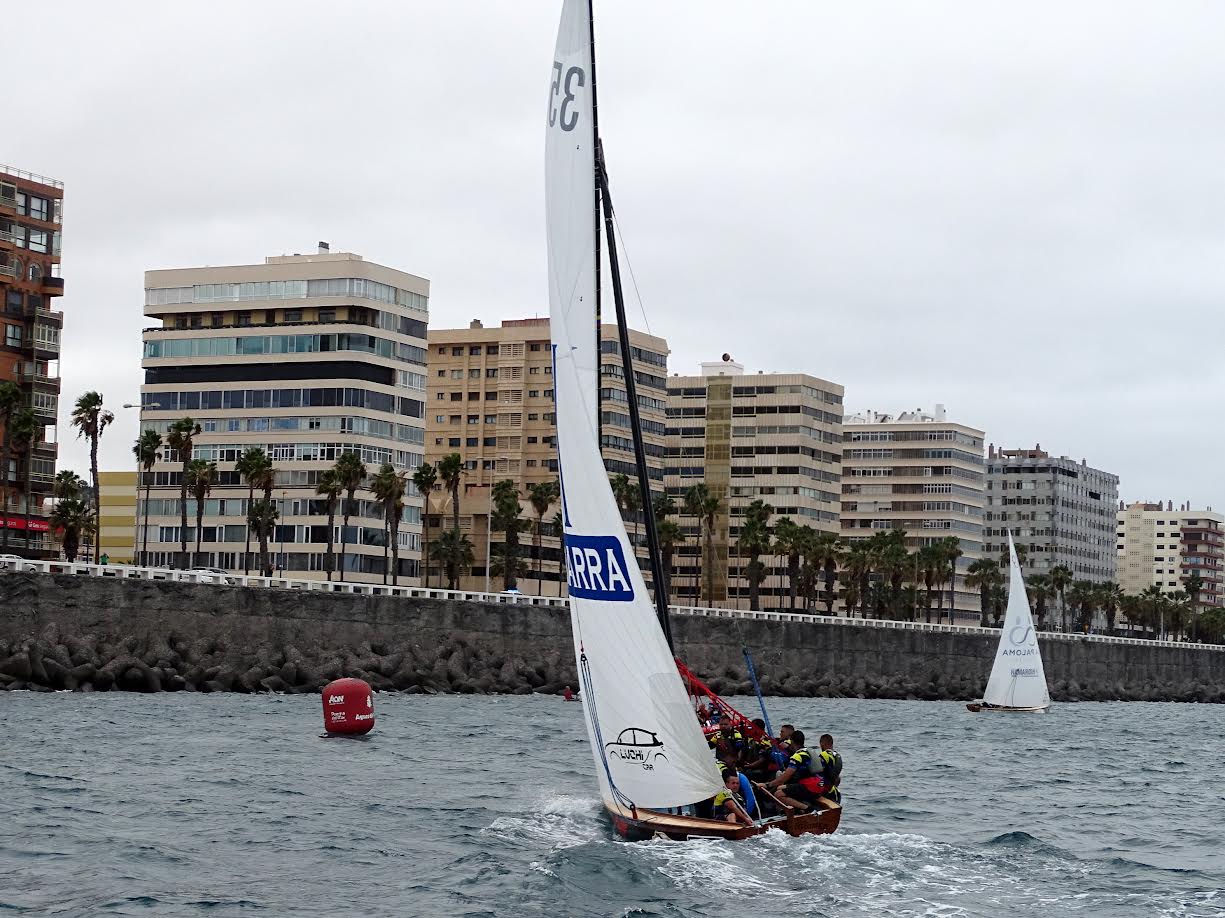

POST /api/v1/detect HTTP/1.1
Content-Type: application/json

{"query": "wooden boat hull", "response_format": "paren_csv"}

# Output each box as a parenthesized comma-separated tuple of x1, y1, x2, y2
(966, 702, 1049, 713)
(606, 799, 841, 842)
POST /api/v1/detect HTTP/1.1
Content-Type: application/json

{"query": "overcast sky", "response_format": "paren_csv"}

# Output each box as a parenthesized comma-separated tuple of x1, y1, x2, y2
(9, 1, 1224, 507)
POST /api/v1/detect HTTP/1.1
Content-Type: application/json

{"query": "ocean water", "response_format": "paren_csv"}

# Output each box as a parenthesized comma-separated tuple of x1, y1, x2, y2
(1, 693, 1221, 918)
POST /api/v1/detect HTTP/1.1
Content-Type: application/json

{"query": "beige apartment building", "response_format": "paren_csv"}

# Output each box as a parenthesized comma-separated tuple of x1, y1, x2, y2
(424, 318, 668, 593)
(840, 406, 985, 620)
(139, 246, 428, 581)
(98, 471, 137, 565)
(1116, 500, 1224, 608)
(664, 357, 844, 607)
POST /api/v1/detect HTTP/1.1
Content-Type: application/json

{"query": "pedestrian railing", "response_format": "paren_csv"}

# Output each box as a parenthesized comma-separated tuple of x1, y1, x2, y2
(2, 559, 1221, 652)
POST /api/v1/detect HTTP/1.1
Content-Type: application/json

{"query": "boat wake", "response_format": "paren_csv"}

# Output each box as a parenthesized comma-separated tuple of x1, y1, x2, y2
(484, 794, 606, 854)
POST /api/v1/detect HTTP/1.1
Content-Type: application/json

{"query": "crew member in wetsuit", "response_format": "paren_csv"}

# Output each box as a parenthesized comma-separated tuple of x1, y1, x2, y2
(713, 768, 754, 826)
(763, 730, 825, 813)
(742, 718, 778, 782)
(710, 720, 746, 765)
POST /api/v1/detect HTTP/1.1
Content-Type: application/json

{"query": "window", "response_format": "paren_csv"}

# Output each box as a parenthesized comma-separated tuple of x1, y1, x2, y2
(483, 437, 496, 446)
(450, 392, 463, 402)
(27, 231, 47, 254)
(284, 309, 303, 322)
(529, 390, 540, 398)
(544, 389, 553, 398)
(529, 366, 540, 375)
(450, 369, 463, 379)
(468, 392, 480, 400)
(544, 366, 552, 375)
(469, 369, 480, 378)
(484, 415, 497, 424)
(4, 325, 20, 347)
(485, 391, 498, 401)
(435, 415, 445, 423)
(450, 415, 461, 424)
(469, 346, 482, 355)
(237, 312, 252, 327)
(485, 368, 498, 378)
(448, 438, 460, 447)
(190, 314, 203, 328)
(451, 346, 463, 356)
(530, 342, 543, 351)
(466, 437, 478, 447)
(318, 309, 335, 323)
(437, 346, 446, 354)
(527, 413, 539, 421)
(486, 345, 499, 355)
(26, 196, 48, 221)
(467, 415, 479, 424)
(527, 436, 538, 444)
(211, 313, 224, 325)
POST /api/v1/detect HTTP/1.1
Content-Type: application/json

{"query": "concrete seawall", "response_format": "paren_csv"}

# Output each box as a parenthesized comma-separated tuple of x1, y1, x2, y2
(1, 572, 1222, 701)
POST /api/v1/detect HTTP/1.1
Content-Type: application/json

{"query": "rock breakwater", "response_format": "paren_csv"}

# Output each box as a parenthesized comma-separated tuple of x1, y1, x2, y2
(2, 572, 1223, 701)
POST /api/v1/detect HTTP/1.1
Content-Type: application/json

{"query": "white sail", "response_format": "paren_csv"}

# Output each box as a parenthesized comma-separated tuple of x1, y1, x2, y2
(982, 533, 1051, 709)
(546, 0, 723, 810)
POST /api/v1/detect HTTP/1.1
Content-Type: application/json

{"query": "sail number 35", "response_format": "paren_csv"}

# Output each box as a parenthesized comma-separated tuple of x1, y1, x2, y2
(549, 61, 585, 131)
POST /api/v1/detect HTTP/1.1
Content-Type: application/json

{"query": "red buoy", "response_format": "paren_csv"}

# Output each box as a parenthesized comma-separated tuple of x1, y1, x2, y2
(322, 677, 375, 736)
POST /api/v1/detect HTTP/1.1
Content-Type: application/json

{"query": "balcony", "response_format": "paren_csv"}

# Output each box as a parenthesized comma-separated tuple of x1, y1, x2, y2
(42, 276, 64, 297)
(22, 368, 60, 393)
(0, 262, 16, 279)
(0, 229, 16, 251)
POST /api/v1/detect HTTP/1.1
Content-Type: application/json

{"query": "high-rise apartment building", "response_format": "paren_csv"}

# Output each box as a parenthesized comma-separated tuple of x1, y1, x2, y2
(840, 406, 985, 619)
(983, 445, 1119, 582)
(0, 165, 64, 557)
(139, 246, 428, 581)
(664, 358, 844, 607)
(424, 318, 669, 593)
(1116, 501, 1224, 607)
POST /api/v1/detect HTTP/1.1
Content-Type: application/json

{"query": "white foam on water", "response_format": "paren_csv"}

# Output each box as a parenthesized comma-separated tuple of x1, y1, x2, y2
(631, 834, 790, 897)
(483, 794, 605, 853)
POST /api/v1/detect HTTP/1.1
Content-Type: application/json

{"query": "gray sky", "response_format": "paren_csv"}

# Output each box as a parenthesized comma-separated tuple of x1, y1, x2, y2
(9, 1, 1224, 507)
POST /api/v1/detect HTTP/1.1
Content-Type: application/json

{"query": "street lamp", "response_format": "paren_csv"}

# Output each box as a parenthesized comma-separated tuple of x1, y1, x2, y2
(278, 489, 287, 575)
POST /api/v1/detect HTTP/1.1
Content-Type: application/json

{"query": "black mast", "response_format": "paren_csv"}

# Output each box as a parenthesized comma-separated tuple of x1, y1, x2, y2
(596, 141, 675, 651)
(587, 0, 602, 440)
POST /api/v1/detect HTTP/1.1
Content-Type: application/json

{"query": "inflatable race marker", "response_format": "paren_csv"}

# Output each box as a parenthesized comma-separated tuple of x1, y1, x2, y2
(322, 677, 375, 736)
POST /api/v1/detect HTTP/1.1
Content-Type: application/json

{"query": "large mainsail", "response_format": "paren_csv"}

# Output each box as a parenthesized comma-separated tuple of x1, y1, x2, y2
(982, 533, 1051, 709)
(546, 0, 722, 810)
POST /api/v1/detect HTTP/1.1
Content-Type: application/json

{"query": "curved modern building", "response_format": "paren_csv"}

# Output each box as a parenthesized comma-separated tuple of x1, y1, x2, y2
(138, 246, 427, 581)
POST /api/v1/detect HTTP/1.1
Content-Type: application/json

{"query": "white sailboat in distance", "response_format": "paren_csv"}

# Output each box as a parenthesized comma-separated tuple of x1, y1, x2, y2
(967, 533, 1052, 713)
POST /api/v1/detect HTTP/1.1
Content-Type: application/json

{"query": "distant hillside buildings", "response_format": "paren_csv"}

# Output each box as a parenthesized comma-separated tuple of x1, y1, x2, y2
(1116, 501, 1224, 608)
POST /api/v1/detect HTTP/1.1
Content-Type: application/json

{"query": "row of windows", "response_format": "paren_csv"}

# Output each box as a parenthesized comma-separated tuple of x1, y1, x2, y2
(140, 414, 424, 445)
(599, 338, 668, 368)
(0, 221, 60, 255)
(143, 387, 415, 415)
(846, 429, 981, 446)
(143, 333, 426, 365)
(146, 278, 429, 312)
(165, 440, 420, 468)
(141, 497, 419, 527)
(601, 411, 667, 437)
(149, 524, 419, 552)
(598, 387, 666, 413)
(600, 363, 667, 391)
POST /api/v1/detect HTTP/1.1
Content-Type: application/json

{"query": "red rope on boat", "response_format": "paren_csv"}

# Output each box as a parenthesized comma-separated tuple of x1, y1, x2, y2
(674, 658, 767, 742)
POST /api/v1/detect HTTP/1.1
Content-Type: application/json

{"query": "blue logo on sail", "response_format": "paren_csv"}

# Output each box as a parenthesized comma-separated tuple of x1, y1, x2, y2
(566, 535, 634, 602)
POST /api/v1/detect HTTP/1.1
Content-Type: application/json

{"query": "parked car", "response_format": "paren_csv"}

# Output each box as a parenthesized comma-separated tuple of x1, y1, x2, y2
(0, 554, 25, 570)
(184, 567, 236, 585)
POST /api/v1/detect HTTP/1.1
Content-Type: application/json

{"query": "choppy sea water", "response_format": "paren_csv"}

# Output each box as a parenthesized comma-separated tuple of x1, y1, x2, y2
(1, 693, 1221, 918)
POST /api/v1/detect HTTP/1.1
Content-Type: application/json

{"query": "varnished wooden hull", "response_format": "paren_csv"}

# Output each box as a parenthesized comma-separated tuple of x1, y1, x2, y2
(606, 799, 841, 842)
(966, 702, 1049, 713)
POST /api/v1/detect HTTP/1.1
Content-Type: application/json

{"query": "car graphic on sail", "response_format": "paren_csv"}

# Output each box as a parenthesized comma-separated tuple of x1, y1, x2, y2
(605, 727, 668, 770)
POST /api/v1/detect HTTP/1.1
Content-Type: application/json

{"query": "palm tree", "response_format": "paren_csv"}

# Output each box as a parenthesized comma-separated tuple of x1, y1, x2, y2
(54, 469, 84, 501)
(809, 530, 842, 615)
(314, 469, 342, 581)
(489, 479, 529, 590)
(0, 382, 24, 554)
(70, 391, 114, 564)
(49, 498, 94, 563)
(737, 499, 773, 611)
(436, 526, 475, 590)
(551, 509, 566, 595)
(1026, 574, 1053, 630)
(682, 484, 709, 604)
(609, 472, 642, 552)
(1092, 581, 1123, 635)
(966, 558, 1001, 628)
(988, 582, 1008, 626)
(843, 543, 872, 617)
(8, 408, 37, 556)
(657, 518, 683, 602)
(939, 536, 963, 624)
(185, 458, 218, 566)
(1049, 564, 1073, 633)
(1066, 580, 1097, 633)
(683, 483, 721, 605)
(773, 517, 802, 610)
(164, 418, 202, 569)
(871, 529, 909, 620)
(332, 451, 367, 583)
(1166, 591, 1191, 642)
(652, 492, 676, 526)
(918, 544, 940, 623)
(527, 480, 559, 594)
(370, 463, 406, 585)
(247, 498, 279, 577)
(437, 452, 464, 534)
(1184, 571, 1205, 641)
(412, 462, 439, 587)
(235, 446, 272, 575)
(132, 429, 162, 566)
